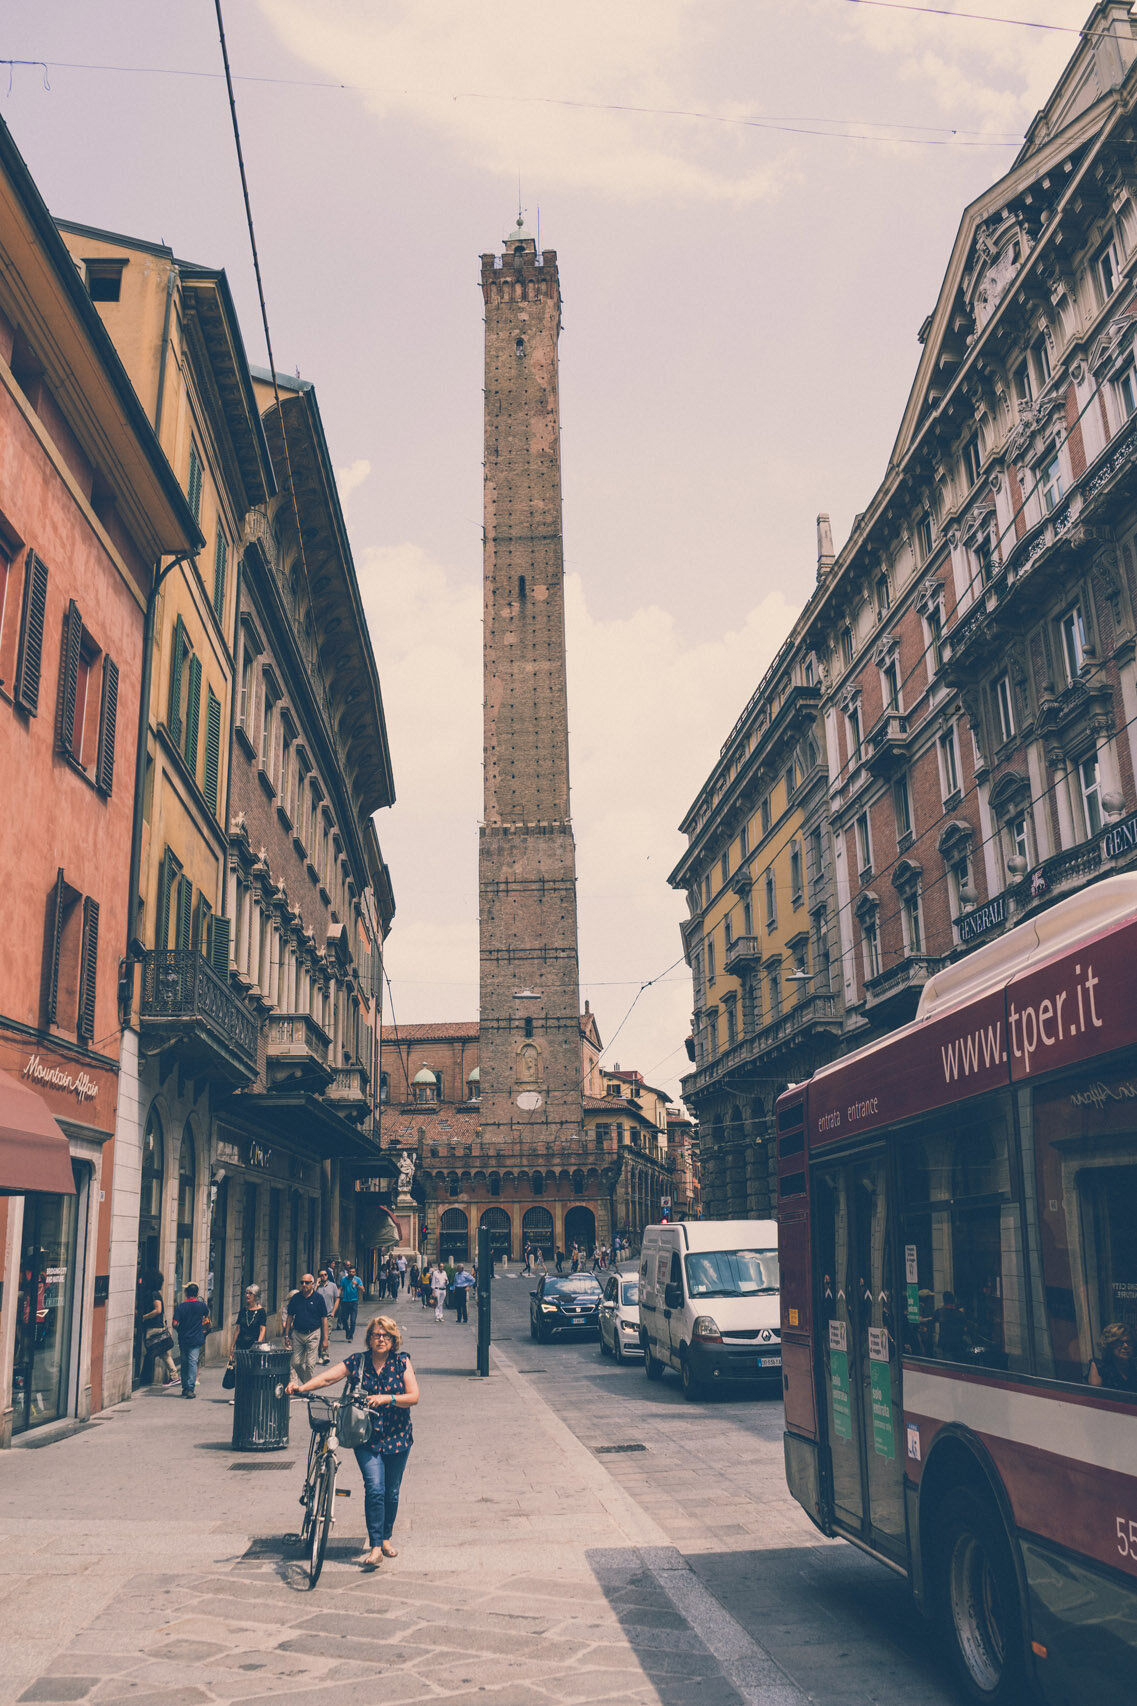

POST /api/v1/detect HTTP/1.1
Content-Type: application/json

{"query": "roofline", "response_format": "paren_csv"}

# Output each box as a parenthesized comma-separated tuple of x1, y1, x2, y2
(5, 140, 202, 552)
(178, 265, 276, 504)
(56, 217, 173, 261)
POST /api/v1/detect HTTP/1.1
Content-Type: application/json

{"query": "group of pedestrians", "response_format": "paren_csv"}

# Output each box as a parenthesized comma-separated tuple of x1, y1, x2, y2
(137, 1271, 213, 1399)
(411, 1260, 476, 1322)
(521, 1240, 619, 1275)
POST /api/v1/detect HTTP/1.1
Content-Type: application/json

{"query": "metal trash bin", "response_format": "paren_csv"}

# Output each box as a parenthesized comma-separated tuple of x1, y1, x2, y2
(232, 1344, 291, 1451)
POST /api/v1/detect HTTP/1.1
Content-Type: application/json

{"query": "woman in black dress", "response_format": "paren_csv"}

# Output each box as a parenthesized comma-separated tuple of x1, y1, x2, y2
(234, 1284, 267, 1350)
(288, 1313, 418, 1567)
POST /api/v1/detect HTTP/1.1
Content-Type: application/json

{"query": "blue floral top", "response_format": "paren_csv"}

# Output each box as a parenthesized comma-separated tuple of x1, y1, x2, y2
(345, 1351, 414, 1453)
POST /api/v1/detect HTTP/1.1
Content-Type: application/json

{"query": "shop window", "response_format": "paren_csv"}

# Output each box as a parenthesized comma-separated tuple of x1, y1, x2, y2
(1024, 1058, 1137, 1392)
(12, 1167, 81, 1434)
(899, 1099, 1028, 1372)
(175, 1125, 196, 1298)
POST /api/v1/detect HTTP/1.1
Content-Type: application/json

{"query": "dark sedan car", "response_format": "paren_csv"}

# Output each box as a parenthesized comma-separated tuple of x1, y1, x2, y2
(529, 1273, 603, 1341)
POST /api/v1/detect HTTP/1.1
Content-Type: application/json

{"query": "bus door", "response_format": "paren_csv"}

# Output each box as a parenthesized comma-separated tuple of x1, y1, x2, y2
(813, 1151, 906, 1565)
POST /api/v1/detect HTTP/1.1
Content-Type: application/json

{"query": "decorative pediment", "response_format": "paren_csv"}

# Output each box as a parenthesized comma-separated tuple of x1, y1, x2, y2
(963, 213, 1031, 334)
(838, 684, 862, 718)
(853, 890, 880, 925)
(938, 818, 974, 860)
(915, 577, 944, 619)
(989, 768, 1032, 815)
(891, 858, 923, 896)
(1088, 313, 1137, 379)
(1005, 390, 1064, 464)
(873, 632, 900, 670)
(959, 494, 997, 545)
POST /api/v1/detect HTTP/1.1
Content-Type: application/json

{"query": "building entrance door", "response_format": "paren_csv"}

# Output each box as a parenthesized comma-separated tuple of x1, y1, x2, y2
(12, 1171, 81, 1436)
(480, 1207, 511, 1262)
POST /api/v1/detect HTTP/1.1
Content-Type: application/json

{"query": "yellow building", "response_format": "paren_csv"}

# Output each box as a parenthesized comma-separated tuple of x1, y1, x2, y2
(668, 633, 841, 1219)
(59, 224, 275, 1382)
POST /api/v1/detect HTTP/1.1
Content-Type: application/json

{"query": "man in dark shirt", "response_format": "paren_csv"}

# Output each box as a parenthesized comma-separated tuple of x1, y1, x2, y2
(934, 1291, 969, 1361)
(171, 1283, 209, 1398)
(285, 1274, 328, 1384)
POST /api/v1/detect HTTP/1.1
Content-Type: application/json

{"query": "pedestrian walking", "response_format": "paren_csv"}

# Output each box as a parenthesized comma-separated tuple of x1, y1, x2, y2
(452, 1263, 475, 1323)
(171, 1282, 210, 1399)
(285, 1273, 329, 1386)
(339, 1265, 364, 1343)
(397, 1254, 408, 1291)
(139, 1270, 178, 1386)
(430, 1262, 448, 1322)
(315, 1268, 338, 1362)
(288, 1313, 418, 1570)
(234, 1285, 267, 1350)
(387, 1259, 400, 1302)
(555, 1247, 564, 1273)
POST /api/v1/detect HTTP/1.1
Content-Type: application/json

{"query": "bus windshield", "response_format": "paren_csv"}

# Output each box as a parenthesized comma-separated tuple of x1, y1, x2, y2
(685, 1248, 780, 1298)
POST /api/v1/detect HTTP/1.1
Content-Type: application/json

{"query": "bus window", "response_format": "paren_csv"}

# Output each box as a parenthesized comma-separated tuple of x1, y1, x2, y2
(1024, 1057, 1137, 1393)
(897, 1098, 1029, 1373)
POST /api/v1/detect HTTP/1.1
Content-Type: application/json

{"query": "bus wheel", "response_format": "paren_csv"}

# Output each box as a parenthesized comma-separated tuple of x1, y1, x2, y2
(935, 1487, 1025, 1705)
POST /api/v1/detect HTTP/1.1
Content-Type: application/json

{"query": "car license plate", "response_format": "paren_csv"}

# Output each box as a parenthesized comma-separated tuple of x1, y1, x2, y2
(757, 1356, 781, 1369)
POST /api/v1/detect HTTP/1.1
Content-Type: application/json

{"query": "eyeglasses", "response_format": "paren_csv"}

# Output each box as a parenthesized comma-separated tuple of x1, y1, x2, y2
(371, 1332, 392, 1341)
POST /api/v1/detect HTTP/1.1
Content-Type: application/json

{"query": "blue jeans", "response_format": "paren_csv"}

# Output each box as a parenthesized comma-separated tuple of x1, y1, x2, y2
(179, 1341, 201, 1395)
(340, 1302, 358, 1341)
(354, 1447, 409, 1544)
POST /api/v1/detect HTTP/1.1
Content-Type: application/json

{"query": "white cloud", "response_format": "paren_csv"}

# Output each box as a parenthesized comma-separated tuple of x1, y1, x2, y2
(336, 457, 372, 502)
(358, 537, 798, 1094)
(259, 0, 790, 202)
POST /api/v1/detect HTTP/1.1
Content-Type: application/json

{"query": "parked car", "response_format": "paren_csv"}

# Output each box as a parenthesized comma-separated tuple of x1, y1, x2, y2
(529, 1273, 603, 1341)
(598, 1266, 642, 1363)
(639, 1220, 781, 1401)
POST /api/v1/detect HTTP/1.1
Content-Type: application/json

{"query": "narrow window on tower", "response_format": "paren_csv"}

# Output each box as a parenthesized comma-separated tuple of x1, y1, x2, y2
(524, 1016, 534, 1038)
(518, 575, 527, 600)
(516, 337, 525, 357)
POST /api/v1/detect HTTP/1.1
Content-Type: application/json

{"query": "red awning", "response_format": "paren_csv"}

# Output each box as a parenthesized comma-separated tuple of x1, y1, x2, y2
(0, 1070, 76, 1195)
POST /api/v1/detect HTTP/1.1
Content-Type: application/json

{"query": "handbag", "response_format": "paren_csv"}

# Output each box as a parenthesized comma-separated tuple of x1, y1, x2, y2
(222, 1361, 236, 1391)
(146, 1327, 174, 1355)
(335, 1365, 373, 1448)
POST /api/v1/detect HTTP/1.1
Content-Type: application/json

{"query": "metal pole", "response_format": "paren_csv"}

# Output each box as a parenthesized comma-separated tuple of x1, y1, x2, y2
(476, 1224, 491, 1377)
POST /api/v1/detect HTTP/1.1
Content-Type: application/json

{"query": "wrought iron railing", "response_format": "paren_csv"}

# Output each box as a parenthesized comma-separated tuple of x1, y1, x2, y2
(140, 949, 258, 1069)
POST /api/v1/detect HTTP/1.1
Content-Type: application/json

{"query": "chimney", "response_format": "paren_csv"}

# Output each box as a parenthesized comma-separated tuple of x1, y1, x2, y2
(817, 513, 835, 581)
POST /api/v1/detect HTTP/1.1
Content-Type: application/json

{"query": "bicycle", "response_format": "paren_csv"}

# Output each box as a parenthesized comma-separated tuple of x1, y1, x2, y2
(291, 1391, 367, 1587)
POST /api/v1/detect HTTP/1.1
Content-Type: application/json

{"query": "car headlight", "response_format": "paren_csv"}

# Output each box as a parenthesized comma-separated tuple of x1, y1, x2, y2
(540, 1303, 558, 1313)
(692, 1315, 722, 1343)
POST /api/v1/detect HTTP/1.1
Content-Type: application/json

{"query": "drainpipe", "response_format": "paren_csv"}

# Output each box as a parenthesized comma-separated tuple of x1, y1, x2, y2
(122, 550, 194, 1016)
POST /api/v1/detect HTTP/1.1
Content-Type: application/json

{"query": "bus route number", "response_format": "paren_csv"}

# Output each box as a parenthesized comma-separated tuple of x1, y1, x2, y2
(1116, 1517, 1137, 1558)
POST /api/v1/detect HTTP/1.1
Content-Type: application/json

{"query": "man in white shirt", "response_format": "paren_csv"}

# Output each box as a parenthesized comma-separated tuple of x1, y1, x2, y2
(396, 1254, 408, 1291)
(431, 1263, 449, 1323)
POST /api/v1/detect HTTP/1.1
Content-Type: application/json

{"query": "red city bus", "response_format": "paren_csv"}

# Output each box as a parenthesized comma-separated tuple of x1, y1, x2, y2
(776, 875, 1137, 1706)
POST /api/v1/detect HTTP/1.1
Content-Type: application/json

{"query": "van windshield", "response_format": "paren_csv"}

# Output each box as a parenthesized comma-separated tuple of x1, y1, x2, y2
(684, 1249, 780, 1298)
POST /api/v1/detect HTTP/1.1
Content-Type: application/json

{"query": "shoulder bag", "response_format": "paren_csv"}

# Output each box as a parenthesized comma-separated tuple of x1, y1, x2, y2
(335, 1358, 373, 1448)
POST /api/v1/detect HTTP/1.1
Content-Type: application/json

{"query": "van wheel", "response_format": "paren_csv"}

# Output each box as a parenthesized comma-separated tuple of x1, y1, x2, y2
(644, 1343, 664, 1381)
(932, 1486, 1026, 1705)
(680, 1351, 702, 1402)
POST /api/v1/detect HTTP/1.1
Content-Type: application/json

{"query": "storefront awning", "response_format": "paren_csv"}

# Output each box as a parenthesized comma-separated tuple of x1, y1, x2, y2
(0, 1070, 76, 1195)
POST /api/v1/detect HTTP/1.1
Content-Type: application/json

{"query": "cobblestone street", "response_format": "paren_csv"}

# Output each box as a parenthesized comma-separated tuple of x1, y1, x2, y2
(1, 1278, 958, 1706)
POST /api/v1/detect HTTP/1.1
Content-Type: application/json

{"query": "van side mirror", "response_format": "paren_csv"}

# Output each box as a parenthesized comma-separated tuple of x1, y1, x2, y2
(664, 1281, 682, 1311)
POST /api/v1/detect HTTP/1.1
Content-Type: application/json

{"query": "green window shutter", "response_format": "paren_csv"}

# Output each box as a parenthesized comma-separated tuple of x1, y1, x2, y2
(78, 896, 99, 1041)
(203, 687, 222, 814)
(95, 657, 119, 795)
(175, 875, 193, 951)
(212, 529, 227, 621)
(167, 616, 186, 744)
(192, 893, 211, 954)
(184, 654, 202, 775)
(56, 599, 83, 756)
(155, 848, 174, 952)
(43, 867, 66, 1024)
(187, 444, 203, 522)
(208, 913, 231, 978)
(14, 551, 49, 716)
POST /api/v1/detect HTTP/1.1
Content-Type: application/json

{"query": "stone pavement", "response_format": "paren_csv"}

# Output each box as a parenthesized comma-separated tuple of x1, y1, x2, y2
(0, 1285, 824, 1706)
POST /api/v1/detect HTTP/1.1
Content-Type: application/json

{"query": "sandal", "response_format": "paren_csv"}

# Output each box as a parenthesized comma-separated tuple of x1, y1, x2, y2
(381, 1541, 398, 1557)
(358, 1546, 383, 1568)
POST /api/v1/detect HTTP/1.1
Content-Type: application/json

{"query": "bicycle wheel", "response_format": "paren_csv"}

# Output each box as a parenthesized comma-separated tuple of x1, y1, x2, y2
(307, 1453, 336, 1588)
(297, 1432, 322, 1547)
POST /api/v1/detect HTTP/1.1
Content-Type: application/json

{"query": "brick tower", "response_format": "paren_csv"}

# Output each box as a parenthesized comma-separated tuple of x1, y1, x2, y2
(477, 219, 585, 1167)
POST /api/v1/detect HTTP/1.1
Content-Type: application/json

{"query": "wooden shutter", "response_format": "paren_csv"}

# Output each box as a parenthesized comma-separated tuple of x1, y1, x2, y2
(184, 654, 202, 774)
(203, 687, 222, 814)
(175, 874, 193, 950)
(14, 550, 49, 715)
(43, 867, 67, 1024)
(208, 914, 231, 978)
(167, 616, 186, 744)
(187, 444, 203, 522)
(95, 657, 119, 795)
(212, 530, 227, 620)
(77, 896, 99, 1041)
(56, 598, 83, 755)
(155, 848, 175, 952)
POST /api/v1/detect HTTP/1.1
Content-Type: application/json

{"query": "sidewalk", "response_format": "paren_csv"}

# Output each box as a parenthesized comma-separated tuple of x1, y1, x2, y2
(0, 1290, 779, 1706)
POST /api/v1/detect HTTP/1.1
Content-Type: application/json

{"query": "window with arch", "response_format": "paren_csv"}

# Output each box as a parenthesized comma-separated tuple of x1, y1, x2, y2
(176, 1125, 196, 1298)
(571, 1169, 585, 1194)
(138, 1107, 164, 1281)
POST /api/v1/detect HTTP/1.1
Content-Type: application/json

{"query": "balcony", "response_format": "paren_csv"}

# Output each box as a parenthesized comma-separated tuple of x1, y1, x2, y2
(326, 1064, 370, 1119)
(864, 954, 945, 1017)
(265, 1013, 333, 1092)
(724, 935, 763, 975)
(1006, 837, 1102, 919)
(865, 712, 910, 779)
(681, 992, 841, 1100)
(140, 949, 258, 1085)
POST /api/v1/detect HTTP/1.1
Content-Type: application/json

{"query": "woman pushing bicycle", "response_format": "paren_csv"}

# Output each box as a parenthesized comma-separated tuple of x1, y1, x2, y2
(287, 1312, 419, 1569)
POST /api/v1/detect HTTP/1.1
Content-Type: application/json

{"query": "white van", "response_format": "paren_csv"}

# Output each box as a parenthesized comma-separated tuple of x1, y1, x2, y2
(638, 1220, 781, 1401)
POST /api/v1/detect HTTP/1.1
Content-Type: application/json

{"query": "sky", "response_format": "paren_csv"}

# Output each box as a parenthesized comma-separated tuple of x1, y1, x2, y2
(0, 0, 1087, 1095)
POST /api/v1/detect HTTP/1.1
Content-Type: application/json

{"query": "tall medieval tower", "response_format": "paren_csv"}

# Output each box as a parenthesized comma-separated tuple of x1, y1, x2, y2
(478, 220, 585, 1161)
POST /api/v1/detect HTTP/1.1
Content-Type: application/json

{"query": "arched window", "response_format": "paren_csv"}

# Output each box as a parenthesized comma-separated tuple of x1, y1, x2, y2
(175, 1125, 196, 1295)
(439, 1207, 469, 1263)
(138, 1108, 164, 1281)
(522, 1206, 554, 1254)
(489, 1172, 501, 1198)
(379, 1072, 389, 1105)
(480, 1205, 511, 1260)
(531, 1170, 544, 1195)
(571, 1168, 585, 1195)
